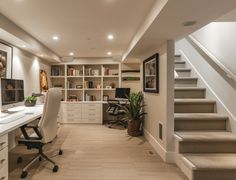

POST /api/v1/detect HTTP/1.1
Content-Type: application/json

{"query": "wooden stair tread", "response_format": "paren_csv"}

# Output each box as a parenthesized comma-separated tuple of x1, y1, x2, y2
(175, 99, 216, 104)
(174, 113, 228, 120)
(182, 153, 236, 170)
(175, 131, 236, 142)
(175, 68, 191, 72)
(175, 87, 205, 90)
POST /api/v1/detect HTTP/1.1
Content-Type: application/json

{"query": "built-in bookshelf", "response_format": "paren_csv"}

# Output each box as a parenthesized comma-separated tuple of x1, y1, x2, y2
(49, 63, 121, 102)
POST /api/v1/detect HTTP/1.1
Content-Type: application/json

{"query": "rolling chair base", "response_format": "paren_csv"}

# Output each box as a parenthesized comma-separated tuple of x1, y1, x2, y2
(17, 149, 63, 178)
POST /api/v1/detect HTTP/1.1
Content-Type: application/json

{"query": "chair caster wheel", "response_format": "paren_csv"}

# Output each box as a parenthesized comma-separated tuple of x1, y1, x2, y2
(21, 171, 28, 179)
(59, 150, 63, 155)
(17, 157, 23, 164)
(39, 157, 42, 161)
(53, 165, 59, 172)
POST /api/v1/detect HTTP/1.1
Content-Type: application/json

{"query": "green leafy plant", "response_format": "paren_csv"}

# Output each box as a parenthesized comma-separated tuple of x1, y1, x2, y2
(25, 96, 37, 103)
(122, 91, 146, 122)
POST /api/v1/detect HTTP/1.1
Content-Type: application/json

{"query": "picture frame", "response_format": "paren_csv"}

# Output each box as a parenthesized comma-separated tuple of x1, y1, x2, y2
(103, 95, 109, 101)
(40, 69, 48, 92)
(0, 42, 12, 78)
(143, 53, 159, 93)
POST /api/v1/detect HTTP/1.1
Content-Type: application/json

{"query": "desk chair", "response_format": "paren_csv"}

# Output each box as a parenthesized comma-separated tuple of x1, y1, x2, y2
(17, 88, 62, 178)
(106, 100, 127, 128)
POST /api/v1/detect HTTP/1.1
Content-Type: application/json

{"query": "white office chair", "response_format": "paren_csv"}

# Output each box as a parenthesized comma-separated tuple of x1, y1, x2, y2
(17, 88, 62, 178)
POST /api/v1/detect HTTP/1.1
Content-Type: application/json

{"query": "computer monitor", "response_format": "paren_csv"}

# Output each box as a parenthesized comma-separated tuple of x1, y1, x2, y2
(0, 78, 24, 111)
(115, 88, 130, 99)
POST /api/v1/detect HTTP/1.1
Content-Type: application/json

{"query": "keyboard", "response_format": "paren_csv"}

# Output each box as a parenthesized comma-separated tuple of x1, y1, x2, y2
(0, 113, 25, 124)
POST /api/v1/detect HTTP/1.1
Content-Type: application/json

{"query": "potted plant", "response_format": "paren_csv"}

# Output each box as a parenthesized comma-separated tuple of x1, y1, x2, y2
(25, 96, 37, 107)
(122, 92, 146, 137)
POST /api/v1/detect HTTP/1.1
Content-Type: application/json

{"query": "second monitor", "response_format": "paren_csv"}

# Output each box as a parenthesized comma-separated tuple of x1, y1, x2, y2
(115, 88, 130, 100)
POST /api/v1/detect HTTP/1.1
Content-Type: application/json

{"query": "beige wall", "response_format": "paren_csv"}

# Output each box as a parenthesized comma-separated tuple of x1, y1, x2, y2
(140, 40, 174, 162)
(11, 47, 51, 96)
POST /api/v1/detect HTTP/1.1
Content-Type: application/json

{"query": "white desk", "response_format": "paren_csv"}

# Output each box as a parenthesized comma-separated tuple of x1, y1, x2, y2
(0, 105, 43, 180)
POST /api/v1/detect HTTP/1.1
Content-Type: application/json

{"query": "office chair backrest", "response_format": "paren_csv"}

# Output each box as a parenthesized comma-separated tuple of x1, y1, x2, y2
(39, 88, 62, 143)
(107, 100, 120, 115)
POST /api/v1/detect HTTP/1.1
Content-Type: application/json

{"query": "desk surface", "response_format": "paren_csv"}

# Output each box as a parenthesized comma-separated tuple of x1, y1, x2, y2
(0, 105, 43, 136)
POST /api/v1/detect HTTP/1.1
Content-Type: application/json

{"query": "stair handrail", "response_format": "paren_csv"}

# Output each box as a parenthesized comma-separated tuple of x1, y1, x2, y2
(187, 35, 236, 90)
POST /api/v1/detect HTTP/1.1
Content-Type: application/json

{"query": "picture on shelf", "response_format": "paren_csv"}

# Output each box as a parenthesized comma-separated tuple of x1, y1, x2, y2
(76, 85, 83, 89)
(51, 66, 62, 76)
(143, 53, 159, 93)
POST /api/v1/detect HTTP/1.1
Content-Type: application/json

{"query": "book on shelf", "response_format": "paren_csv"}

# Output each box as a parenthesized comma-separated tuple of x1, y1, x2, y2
(85, 93, 96, 101)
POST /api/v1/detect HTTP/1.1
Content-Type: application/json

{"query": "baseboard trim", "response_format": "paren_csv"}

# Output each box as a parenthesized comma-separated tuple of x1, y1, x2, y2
(144, 128, 175, 163)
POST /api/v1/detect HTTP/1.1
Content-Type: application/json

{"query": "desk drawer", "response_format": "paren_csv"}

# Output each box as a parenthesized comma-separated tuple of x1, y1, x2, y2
(0, 164, 8, 180)
(0, 135, 8, 151)
(0, 147, 8, 171)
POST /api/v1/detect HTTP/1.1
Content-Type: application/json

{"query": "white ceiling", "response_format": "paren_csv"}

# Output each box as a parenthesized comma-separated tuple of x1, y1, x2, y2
(0, 0, 156, 58)
(217, 8, 236, 22)
(124, 0, 236, 59)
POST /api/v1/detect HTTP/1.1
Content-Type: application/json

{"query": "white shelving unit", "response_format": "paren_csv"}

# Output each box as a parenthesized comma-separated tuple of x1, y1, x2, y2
(49, 62, 121, 124)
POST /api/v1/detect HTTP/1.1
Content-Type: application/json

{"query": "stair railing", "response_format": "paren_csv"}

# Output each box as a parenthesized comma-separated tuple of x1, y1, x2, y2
(186, 35, 236, 90)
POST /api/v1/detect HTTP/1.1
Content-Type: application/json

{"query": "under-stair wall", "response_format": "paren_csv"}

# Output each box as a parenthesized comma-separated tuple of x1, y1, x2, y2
(175, 38, 236, 133)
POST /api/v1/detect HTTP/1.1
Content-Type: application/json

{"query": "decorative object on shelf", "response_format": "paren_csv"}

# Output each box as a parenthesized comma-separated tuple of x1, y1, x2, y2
(103, 95, 109, 101)
(121, 69, 140, 81)
(54, 85, 63, 88)
(25, 96, 37, 107)
(76, 85, 83, 89)
(40, 69, 48, 92)
(110, 82, 116, 88)
(105, 85, 112, 89)
(96, 84, 101, 89)
(143, 53, 159, 93)
(92, 69, 99, 76)
(0, 42, 12, 78)
(68, 95, 77, 102)
(122, 92, 146, 137)
(85, 93, 96, 101)
(122, 77, 140, 81)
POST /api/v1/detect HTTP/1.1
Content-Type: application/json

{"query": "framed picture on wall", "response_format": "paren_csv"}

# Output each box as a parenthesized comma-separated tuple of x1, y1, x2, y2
(143, 53, 159, 93)
(0, 42, 12, 78)
(40, 69, 49, 92)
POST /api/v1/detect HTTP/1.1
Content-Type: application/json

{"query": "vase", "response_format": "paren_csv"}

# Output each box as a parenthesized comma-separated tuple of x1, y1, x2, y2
(127, 120, 142, 137)
(25, 100, 36, 107)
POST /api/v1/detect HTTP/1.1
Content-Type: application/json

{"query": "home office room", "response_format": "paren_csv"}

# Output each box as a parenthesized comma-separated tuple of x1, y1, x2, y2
(1, 0, 236, 180)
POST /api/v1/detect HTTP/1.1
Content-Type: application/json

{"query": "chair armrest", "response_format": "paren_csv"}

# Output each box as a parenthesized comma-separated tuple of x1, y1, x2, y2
(20, 124, 42, 140)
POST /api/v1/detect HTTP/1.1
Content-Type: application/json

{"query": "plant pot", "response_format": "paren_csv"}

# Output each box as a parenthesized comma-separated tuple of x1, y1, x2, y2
(25, 100, 36, 107)
(127, 120, 142, 137)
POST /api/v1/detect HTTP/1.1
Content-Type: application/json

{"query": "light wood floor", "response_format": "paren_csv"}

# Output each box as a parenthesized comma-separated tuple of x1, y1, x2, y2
(9, 124, 187, 180)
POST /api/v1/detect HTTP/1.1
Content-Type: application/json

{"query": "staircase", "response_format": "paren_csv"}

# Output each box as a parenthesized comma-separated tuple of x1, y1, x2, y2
(174, 55, 236, 180)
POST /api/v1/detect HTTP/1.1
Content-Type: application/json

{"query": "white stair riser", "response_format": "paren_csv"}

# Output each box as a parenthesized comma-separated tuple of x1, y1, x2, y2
(175, 63, 186, 68)
(194, 170, 236, 180)
(175, 70, 191, 77)
(175, 79, 198, 87)
(175, 103, 216, 113)
(175, 90, 205, 98)
(179, 141, 236, 153)
(175, 120, 226, 131)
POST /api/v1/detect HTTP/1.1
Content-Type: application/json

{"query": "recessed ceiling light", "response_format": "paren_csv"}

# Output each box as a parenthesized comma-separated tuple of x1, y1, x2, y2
(183, 21, 197, 27)
(69, 52, 74, 56)
(107, 34, 114, 40)
(107, 52, 112, 56)
(52, 36, 59, 40)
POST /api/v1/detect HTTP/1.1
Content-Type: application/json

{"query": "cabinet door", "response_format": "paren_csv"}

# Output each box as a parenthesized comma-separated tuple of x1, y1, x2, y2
(82, 104, 102, 124)
(0, 135, 8, 151)
(61, 103, 82, 123)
